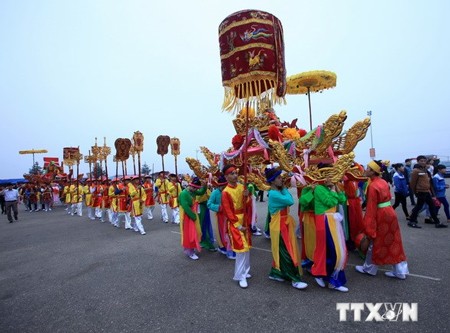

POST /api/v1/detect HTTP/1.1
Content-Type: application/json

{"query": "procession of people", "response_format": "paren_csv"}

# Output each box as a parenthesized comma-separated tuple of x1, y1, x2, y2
(3, 153, 449, 295)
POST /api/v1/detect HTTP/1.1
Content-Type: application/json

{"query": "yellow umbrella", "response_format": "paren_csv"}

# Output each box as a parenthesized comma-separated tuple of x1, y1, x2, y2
(286, 70, 337, 130)
(19, 149, 48, 165)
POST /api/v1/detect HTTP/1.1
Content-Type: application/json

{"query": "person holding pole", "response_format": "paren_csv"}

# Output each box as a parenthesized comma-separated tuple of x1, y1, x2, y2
(168, 173, 182, 224)
(143, 175, 155, 220)
(221, 164, 252, 289)
(155, 172, 170, 223)
(128, 176, 147, 235)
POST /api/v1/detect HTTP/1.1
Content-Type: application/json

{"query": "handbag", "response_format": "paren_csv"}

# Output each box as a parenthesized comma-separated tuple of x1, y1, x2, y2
(432, 197, 441, 208)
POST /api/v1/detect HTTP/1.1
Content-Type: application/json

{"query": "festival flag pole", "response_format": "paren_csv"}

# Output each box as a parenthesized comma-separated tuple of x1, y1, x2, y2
(91, 138, 102, 179)
(115, 138, 132, 179)
(84, 150, 93, 181)
(114, 155, 119, 185)
(156, 135, 170, 175)
(133, 131, 144, 199)
(74, 147, 83, 204)
(170, 137, 181, 198)
(243, 102, 250, 187)
(102, 137, 111, 184)
(130, 145, 137, 176)
(63, 148, 75, 185)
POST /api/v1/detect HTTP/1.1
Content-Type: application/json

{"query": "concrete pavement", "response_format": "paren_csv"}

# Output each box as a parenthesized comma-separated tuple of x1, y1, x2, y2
(0, 193, 449, 333)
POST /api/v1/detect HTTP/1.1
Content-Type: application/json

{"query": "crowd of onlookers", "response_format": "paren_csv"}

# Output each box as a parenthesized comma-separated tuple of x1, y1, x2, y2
(381, 156, 450, 227)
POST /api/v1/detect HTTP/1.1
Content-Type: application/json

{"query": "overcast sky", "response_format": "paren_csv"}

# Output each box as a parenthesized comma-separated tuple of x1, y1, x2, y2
(1, 0, 449, 179)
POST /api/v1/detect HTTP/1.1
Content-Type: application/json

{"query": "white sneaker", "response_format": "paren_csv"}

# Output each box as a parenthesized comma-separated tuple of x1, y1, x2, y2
(355, 265, 376, 276)
(315, 277, 326, 288)
(141, 232, 146, 235)
(292, 281, 308, 289)
(252, 231, 262, 236)
(328, 284, 349, 292)
(239, 279, 248, 288)
(189, 253, 199, 260)
(384, 271, 406, 280)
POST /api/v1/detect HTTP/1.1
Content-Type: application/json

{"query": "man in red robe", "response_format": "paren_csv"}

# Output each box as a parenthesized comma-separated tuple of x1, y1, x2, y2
(355, 160, 409, 280)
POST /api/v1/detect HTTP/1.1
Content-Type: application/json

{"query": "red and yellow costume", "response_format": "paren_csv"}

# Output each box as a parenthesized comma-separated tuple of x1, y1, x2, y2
(155, 178, 170, 204)
(221, 183, 252, 253)
(168, 181, 182, 209)
(128, 182, 146, 217)
(143, 180, 155, 207)
(116, 182, 130, 213)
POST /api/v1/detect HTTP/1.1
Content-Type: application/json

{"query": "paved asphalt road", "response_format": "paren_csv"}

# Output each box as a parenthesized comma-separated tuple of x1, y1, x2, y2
(1, 188, 449, 333)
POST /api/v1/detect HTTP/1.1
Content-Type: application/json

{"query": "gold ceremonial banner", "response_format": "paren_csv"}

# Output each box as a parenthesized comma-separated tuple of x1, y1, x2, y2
(133, 131, 144, 152)
(114, 138, 132, 161)
(156, 135, 170, 156)
(170, 137, 180, 156)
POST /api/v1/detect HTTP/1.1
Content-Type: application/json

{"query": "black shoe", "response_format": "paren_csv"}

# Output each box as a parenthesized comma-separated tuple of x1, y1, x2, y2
(408, 222, 421, 228)
(435, 223, 448, 228)
(406, 216, 410, 221)
(424, 218, 436, 224)
(9, 220, 13, 223)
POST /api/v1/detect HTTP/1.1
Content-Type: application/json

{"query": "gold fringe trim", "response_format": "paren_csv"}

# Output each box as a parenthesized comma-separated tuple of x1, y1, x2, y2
(222, 79, 286, 113)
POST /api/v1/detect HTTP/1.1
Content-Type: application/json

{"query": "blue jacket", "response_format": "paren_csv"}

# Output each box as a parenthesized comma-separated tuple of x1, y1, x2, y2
(393, 172, 409, 196)
(432, 173, 447, 198)
(207, 188, 222, 213)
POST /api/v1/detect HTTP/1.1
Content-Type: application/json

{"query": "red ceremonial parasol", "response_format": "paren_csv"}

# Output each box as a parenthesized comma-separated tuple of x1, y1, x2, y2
(219, 9, 286, 186)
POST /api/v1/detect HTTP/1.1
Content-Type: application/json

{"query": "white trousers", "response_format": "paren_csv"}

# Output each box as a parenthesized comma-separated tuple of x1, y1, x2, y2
(87, 207, 95, 219)
(160, 204, 168, 222)
(100, 208, 111, 222)
(117, 212, 131, 229)
(71, 203, 83, 216)
(111, 211, 120, 226)
(233, 251, 251, 281)
(172, 207, 180, 223)
(251, 197, 257, 228)
(132, 216, 146, 234)
(362, 243, 409, 275)
(145, 206, 154, 219)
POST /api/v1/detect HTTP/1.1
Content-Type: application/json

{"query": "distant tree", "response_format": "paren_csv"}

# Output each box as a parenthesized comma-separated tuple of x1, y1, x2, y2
(93, 163, 105, 179)
(141, 162, 151, 176)
(29, 162, 43, 175)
